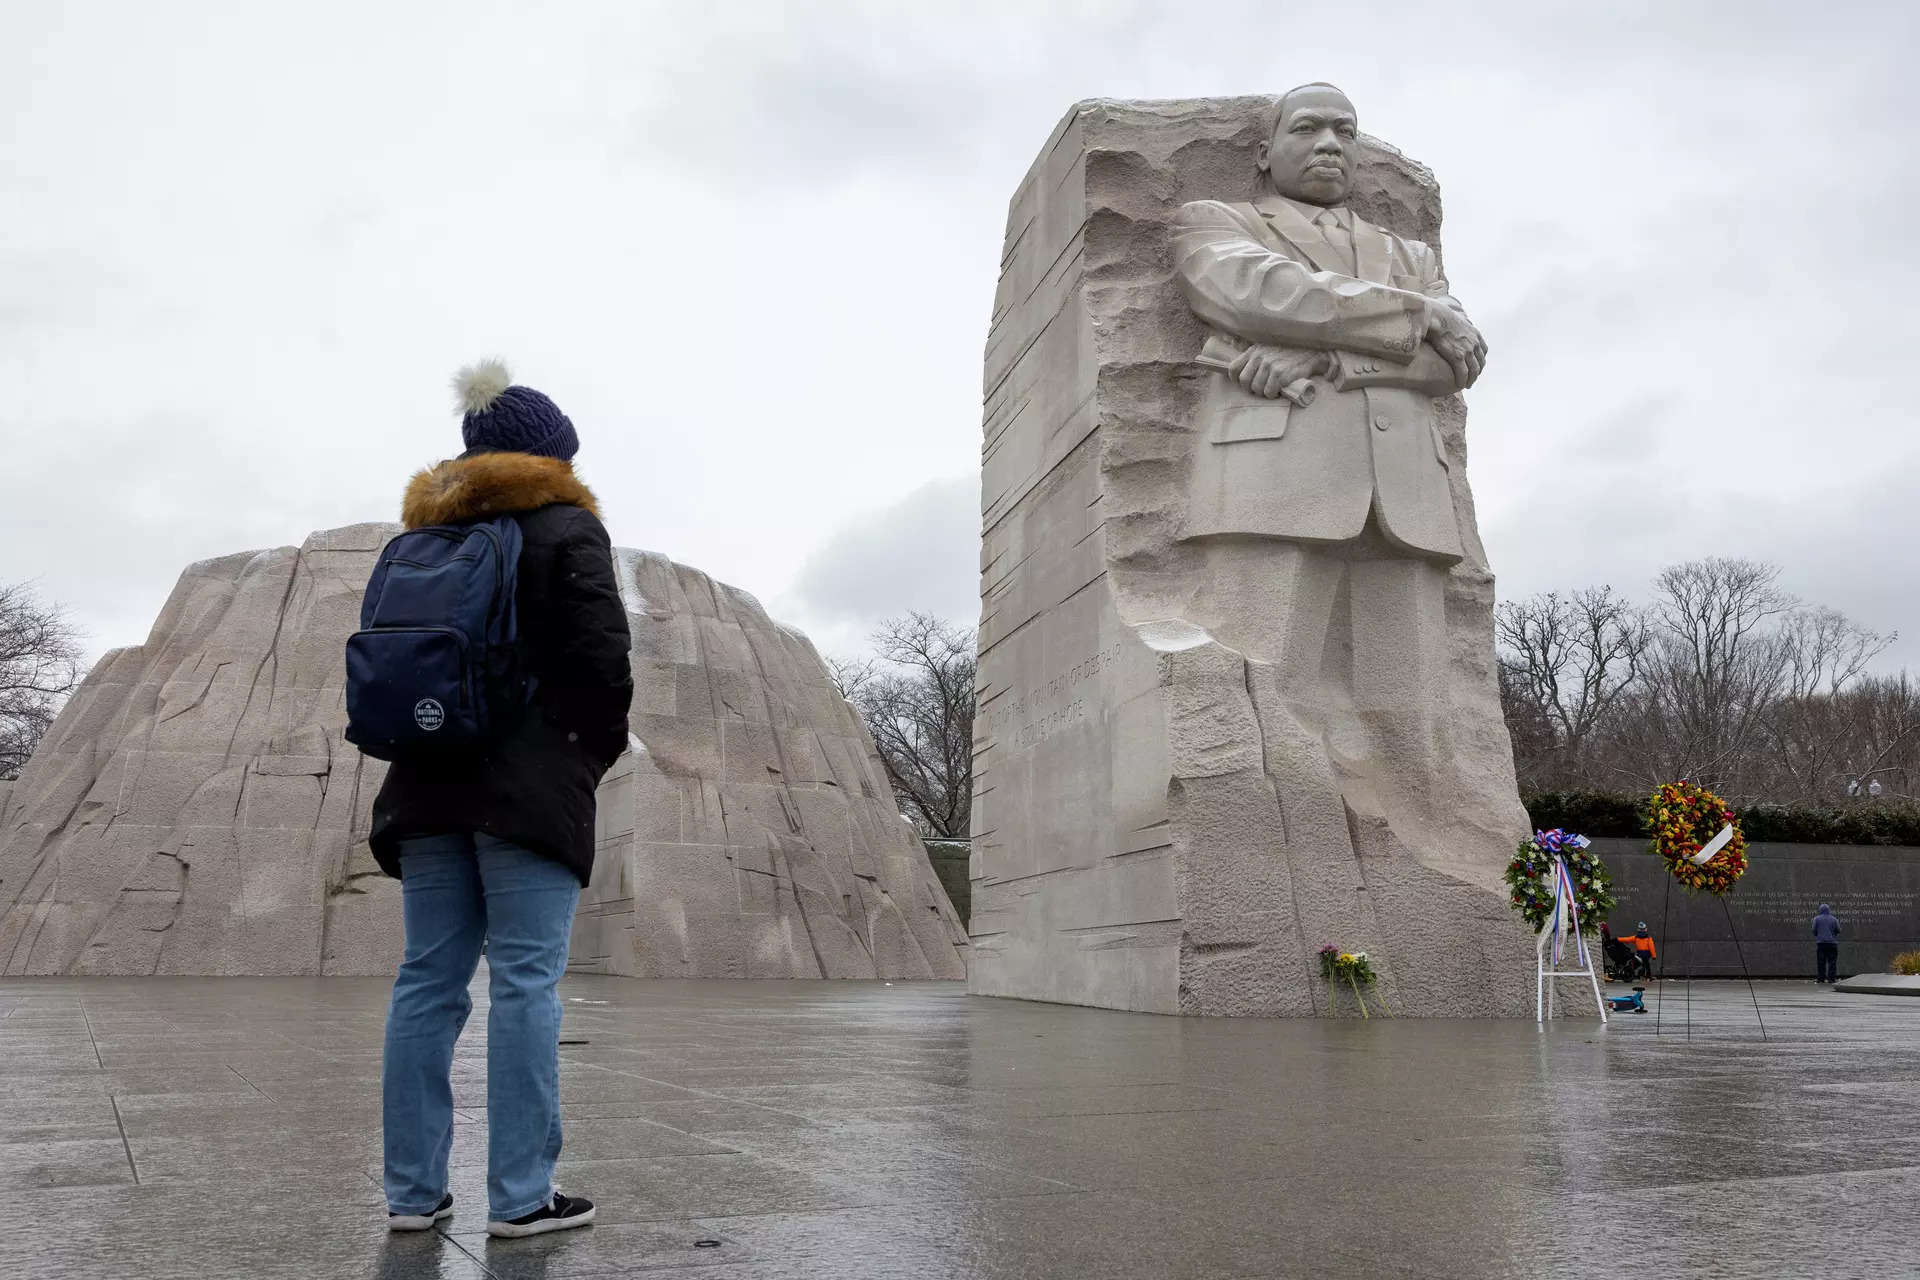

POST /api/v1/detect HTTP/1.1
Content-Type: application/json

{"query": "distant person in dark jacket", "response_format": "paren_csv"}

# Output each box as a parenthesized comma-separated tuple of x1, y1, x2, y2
(1812, 904, 1842, 984)
(374, 361, 633, 1239)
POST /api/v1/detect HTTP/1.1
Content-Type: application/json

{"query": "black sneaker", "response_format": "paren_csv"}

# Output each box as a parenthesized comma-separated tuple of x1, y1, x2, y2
(388, 1193, 454, 1231)
(488, 1192, 596, 1238)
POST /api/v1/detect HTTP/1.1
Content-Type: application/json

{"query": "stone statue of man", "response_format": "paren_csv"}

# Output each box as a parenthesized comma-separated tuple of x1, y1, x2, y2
(1174, 81, 1487, 555)
(1171, 81, 1498, 865)
(970, 86, 1534, 1014)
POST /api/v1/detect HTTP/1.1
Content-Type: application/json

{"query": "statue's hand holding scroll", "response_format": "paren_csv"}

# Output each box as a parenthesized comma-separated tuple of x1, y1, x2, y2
(1227, 345, 1332, 400)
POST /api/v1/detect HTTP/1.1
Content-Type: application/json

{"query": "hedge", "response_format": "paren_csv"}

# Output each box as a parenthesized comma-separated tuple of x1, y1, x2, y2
(1523, 791, 1920, 846)
(923, 840, 972, 925)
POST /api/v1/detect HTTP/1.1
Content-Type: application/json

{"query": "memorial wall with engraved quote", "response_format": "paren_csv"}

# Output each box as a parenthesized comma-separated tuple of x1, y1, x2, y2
(1596, 838, 1920, 976)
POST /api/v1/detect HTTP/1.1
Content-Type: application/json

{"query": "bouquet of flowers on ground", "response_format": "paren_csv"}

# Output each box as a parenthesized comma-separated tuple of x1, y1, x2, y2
(1504, 828, 1616, 934)
(1318, 945, 1376, 985)
(1318, 945, 1385, 1016)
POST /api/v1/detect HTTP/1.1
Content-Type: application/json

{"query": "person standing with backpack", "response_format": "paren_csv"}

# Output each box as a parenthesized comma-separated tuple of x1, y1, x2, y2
(352, 361, 632, 1238)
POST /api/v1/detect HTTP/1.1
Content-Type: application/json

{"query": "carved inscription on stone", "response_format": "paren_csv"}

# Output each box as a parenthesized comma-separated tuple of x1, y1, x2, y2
(1730, 889, 1918, 927)
(984, 643, 1122, 749)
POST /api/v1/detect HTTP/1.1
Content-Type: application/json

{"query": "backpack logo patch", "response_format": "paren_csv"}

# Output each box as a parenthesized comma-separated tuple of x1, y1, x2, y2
(413, 698, 446, 732)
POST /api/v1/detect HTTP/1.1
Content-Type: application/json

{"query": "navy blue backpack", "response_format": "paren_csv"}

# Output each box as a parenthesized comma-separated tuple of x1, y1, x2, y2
(344, 516, 525, 760)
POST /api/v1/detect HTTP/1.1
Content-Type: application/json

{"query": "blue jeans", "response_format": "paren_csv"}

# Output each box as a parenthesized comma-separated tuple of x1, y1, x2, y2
(382, 833, 580, 1221)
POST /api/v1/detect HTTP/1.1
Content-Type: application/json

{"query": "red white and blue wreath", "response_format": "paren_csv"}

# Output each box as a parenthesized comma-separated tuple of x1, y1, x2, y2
(1505, 828, 1617, 934)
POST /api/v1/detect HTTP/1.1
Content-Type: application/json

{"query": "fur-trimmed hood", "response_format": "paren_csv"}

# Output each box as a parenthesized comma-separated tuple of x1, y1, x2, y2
(401, 452, 601, 529)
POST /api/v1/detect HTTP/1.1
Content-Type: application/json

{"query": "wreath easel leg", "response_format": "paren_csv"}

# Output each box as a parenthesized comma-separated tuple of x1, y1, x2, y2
(1722, 894, 1769, 1043)
(1655, 874, 1672, 1037)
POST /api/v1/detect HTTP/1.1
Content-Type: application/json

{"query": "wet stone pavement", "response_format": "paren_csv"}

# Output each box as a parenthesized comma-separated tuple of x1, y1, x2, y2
(0, 974, 1914, 1280)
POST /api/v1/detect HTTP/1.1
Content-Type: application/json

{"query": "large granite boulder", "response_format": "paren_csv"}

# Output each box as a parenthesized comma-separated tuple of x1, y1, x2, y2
(0, 524, 967, 979)
(972, 97, 1532, 1016)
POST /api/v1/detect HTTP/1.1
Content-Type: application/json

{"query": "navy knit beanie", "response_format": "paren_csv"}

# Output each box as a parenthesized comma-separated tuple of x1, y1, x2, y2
(452, 359, 579, 461)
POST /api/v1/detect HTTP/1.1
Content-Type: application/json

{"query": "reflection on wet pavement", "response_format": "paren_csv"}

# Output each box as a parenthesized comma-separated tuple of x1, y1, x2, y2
(0, 975, 1913, 1278)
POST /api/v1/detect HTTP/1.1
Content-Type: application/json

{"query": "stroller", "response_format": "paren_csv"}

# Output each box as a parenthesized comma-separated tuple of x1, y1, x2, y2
(1600, 925, 1651, 983)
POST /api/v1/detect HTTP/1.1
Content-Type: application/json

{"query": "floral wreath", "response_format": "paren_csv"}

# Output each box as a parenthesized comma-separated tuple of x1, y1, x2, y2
(1650, 780, 1747, 894)
(1504, 829, 1616, 933)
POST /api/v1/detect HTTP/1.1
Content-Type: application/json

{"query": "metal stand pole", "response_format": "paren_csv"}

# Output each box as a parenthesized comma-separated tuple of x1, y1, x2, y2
(1684, 916, 1692, 1043)
(1536, 927, 1546, 1026)
(1582, 934, 1609, 1023)
(1655, 875, 1672, 1036)
(1559, 859, 1606, 1021)
(1721, 895, 1769, 1042)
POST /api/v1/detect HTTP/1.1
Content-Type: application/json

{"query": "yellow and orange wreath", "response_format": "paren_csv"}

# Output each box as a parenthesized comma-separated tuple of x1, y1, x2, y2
(1649, 781, 1747, 894)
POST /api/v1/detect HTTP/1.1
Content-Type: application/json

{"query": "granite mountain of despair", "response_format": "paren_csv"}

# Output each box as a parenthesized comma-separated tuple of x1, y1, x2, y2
(972, 92, 1532, 1016)
(0, 524, 968, 979)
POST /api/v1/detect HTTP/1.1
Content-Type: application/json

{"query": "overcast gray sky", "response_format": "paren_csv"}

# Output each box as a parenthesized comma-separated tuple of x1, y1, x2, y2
(4, 0, 1917, 668)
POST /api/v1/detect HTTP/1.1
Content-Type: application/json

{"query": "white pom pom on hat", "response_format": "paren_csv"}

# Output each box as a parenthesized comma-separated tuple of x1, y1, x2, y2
(450, 359, 580, 461)
(452, 358, 512, 417)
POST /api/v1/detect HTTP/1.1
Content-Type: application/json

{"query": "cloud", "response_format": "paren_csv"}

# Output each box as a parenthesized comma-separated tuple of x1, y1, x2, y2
(1487, 454, 1920, 674)
(2, 0, 1917, 696)
(0, 250, 123, 335)
(777, 474, 978, 653)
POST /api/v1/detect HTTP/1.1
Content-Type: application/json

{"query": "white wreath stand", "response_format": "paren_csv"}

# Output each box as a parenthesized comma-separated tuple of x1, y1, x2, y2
(1536, 855, 1608, 1023)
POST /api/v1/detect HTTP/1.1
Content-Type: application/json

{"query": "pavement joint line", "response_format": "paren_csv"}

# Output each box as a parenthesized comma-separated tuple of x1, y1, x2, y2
(436, 1226, 498, 1272)
(669, 1183, 1090, 1225)
(874, 1144, 1088, 1191)
(225, 1062, 274, 1100)
(561, 1059, 827, 1128)
(109, 1094, 140, 1185)
(1598, 1159, 1920, 1195)
(81, 1004, 105, 1070)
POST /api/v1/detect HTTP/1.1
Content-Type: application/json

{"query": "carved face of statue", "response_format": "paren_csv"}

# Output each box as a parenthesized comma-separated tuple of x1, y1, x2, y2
(1258, 84, 1357, 206)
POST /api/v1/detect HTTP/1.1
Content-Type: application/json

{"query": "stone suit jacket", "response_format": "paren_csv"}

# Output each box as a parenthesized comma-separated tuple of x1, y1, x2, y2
(1172, 196, 1468, 561)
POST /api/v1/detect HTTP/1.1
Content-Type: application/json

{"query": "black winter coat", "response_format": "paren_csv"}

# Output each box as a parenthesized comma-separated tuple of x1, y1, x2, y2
(368, 451, 633, 885)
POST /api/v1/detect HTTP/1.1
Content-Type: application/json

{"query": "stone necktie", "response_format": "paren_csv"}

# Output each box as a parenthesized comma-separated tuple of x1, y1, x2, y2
(1314, 207, 1355, 270)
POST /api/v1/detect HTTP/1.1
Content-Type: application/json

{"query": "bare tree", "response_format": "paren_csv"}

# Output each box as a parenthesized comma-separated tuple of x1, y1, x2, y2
(1777, 606, 1894, 701)
(1759, 608, 1897, 802)
(824, 654, 877, 703)
(0, 582, 86, 779)
(1497, 663, 1559, 791)
(834, 613, 975, 838)
(1495, 586, 1650, 789)
(1619, 557, 1797, 796)
(1497, 558, 1909, 807)
(1830, 674, 1920, 804)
